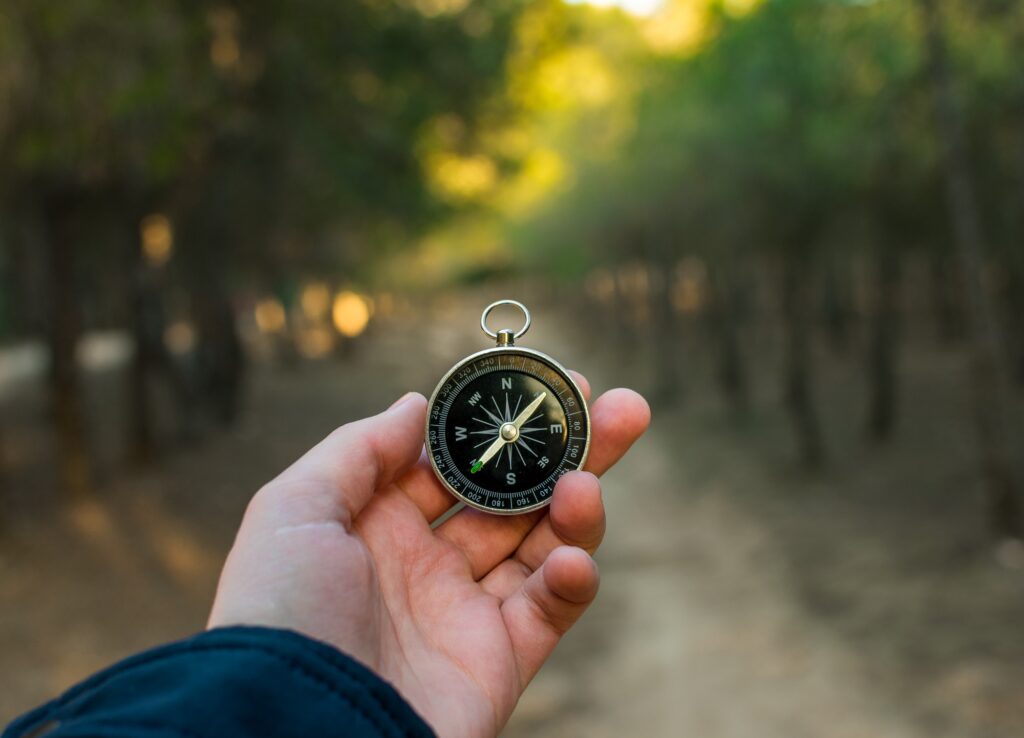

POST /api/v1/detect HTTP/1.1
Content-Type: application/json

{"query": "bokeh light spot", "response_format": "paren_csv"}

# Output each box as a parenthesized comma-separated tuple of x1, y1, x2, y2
(332, 291, 371, 338)
(254, 298, 286, 334)
(140, 214, 173, 267)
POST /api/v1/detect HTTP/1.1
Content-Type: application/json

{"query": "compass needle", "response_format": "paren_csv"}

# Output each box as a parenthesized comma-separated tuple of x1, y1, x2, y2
(470, 433, 506, 474)
(511, 393, 547, 430)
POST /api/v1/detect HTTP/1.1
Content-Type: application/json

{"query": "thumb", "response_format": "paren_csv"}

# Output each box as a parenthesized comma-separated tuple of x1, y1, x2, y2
(500, 546, 600, 689)
(261, 392, 427, 526)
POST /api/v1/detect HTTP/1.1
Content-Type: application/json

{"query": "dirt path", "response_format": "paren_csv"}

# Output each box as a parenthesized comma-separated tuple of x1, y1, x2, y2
(502, 320, 922, 738)
(505, 413, 919, 738)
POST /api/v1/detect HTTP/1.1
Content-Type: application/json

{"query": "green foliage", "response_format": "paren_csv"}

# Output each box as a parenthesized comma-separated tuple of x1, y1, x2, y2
(0, 0, 525, 286)
(2, 0, 1023, 290)
(511, 0, 1024, 279)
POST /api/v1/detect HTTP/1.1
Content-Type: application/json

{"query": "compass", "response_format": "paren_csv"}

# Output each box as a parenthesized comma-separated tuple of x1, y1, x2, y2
(425, 300, 591, 515)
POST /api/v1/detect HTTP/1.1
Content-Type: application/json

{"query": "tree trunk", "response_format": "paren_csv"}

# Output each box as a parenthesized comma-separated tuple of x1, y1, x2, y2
(822, 252, 855, 352)
(0, 428, 6, 494)
(1006, 107, 1024, 385)
(611, 264, 641, 351)
(1004, 261, 1024, 386)
(709, 262, 748, 415)
(0, 240, 7, 490)
(921, 0, 1022, 539)
(781, 255, 825, 468)
(128, 261, 158, 463)
(43, 191, 93, 498)
(928, 250, 964, 343)
(195, 288, 244, 427)
(866, 244, 901, 441)
(1002, 0, 1024, 385)
(645, 237, 679, 406)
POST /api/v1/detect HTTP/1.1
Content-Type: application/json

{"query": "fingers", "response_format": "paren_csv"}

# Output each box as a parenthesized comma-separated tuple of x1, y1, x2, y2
(435, 387, 648, 578)
(568, 370, 591, 404)
(520, 472, 605, 567)
(395, 370, 594, 524)
(261, 392, 428, 526)
(582, 388, 651, 475)
(501, 546, 600, 689)
(479, 471, 604, 600)
(436, 506, 546, 578)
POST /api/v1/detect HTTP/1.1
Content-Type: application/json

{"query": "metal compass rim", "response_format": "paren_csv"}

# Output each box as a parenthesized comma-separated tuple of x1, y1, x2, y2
(424, 344, 591, 516)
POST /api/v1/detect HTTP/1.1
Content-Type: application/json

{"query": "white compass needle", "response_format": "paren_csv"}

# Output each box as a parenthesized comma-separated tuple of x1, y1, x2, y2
(471, 435, 507, 474)
(512, 392, 547, 430)
(470, 392, 547, 475)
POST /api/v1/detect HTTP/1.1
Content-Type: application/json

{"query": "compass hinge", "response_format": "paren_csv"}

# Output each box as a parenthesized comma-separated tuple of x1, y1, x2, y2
(496, 329, 515, 347)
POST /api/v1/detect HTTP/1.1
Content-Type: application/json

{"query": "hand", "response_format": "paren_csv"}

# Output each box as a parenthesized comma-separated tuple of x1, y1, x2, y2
(208, 375, 650, 738)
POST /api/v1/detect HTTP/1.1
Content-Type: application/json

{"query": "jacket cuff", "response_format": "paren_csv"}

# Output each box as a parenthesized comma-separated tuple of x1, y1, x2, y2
(4, 626, 435, 738)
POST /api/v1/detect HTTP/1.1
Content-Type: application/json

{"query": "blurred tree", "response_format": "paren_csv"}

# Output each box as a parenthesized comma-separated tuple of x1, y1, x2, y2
(919, 0, 1021, 539)
(0, 0, 528, 483)
(0, 0, 217, 485)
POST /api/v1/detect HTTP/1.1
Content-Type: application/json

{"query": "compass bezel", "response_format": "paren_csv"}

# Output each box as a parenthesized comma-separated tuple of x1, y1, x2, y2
(425, 345, 591, 516)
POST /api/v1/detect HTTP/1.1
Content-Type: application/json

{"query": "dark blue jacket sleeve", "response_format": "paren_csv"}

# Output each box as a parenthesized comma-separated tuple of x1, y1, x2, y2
(3, 626, 435, 738)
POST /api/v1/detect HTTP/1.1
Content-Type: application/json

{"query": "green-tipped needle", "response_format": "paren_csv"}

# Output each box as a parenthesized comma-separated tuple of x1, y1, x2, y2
(470, 460, 483, 474)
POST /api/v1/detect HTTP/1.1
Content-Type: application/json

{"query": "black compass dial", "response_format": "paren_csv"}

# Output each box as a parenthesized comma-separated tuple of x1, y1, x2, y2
(427, 349, 589, 514)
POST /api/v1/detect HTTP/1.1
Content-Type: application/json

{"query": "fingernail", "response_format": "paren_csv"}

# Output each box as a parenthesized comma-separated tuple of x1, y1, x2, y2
(388, 392, 416, 412)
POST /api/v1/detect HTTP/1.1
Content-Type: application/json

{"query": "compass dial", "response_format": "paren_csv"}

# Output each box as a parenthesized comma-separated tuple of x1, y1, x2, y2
(426, 348, 590, 515)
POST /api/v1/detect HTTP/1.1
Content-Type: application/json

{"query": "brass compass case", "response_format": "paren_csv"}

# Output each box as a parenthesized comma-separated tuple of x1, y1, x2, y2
(424, 301, 591, 516)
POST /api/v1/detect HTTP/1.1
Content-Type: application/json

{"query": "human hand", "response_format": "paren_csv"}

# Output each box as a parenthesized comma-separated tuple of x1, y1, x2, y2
(208, 376, 650, 737)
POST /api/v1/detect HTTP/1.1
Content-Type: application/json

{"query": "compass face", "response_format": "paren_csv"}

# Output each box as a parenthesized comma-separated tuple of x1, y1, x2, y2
(427, 348, 590, 514)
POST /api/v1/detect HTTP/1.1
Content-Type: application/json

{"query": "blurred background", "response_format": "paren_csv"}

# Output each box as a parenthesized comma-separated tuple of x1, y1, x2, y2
(1, 0, 1023, 735)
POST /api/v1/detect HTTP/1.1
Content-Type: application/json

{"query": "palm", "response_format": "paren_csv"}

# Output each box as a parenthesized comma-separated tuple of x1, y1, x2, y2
(357, 486, 526, 737)
(210, 385, 649, 738)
